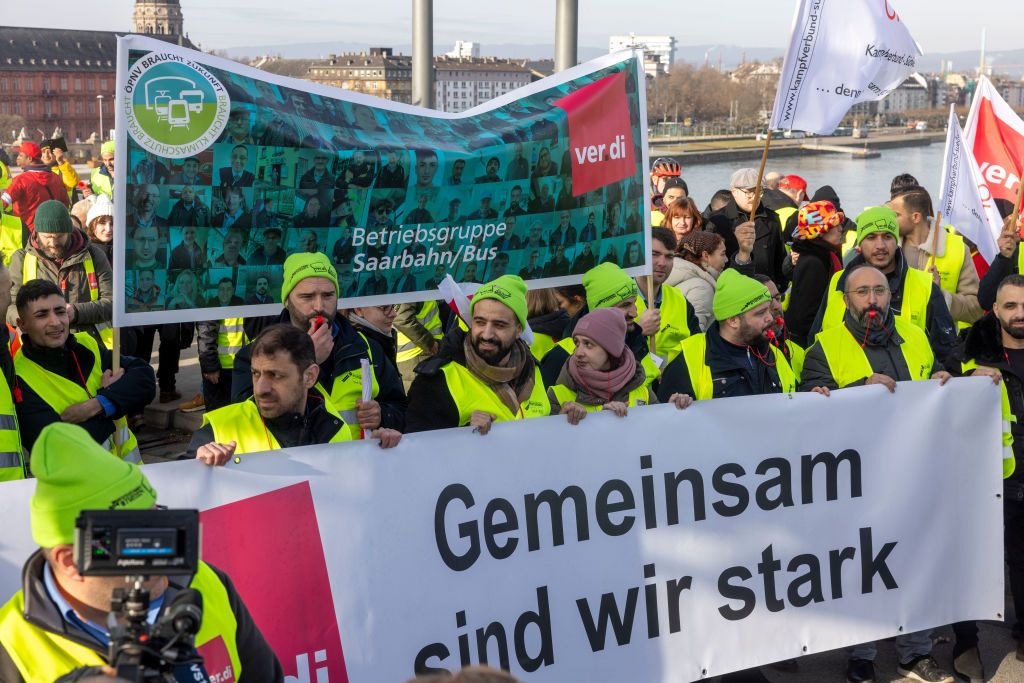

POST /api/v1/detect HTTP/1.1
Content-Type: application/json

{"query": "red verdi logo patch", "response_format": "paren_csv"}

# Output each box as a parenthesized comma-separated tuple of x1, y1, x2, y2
(555, 71, 636, 196)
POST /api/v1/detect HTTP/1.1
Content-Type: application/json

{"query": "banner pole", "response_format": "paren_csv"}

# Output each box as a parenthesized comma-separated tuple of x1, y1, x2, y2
(646, 276, 657, 356)
(928, 211, 943, 272)
(749, 129, 773, 222)
(112, 328, 122, 454)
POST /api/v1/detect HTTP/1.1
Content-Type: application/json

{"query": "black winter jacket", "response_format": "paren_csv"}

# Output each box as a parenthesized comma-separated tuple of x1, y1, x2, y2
(655, 323, 791, 401)
(0, 550, 283, 682)
(706, 198, 788, 292)
(14, 335, 156, 453)
(960, 312, 1024, 485)
(231, 311, 407, 432)
(784, 239, 841, 346)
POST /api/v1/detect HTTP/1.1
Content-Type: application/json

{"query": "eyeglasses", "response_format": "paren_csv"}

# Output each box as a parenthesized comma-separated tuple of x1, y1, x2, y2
(375, 304, 398, 313)
(769, 294, 784, 303)
(848, 285, 889, 298)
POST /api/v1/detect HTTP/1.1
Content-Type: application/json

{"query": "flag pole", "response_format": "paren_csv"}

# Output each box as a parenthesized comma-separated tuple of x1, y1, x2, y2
(749, 129, 773, 221)
(1012, 173, 1024, 232)
(111, 328, 122, 454)
(646, 275, 657, 356)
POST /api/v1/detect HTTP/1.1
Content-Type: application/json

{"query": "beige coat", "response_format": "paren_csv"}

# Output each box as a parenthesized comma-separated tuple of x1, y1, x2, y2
(902, 225, 983, 325)
(666, 257, 717, 331)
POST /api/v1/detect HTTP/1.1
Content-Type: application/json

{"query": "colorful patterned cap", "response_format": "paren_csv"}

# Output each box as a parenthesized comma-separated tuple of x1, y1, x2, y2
(793, 200, 843, 241)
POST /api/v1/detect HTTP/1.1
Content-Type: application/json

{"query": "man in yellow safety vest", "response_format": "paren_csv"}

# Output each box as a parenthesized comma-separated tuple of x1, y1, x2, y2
(635, 227, 700, 361)
(232, 252, 406, 439)
(406, 275, 549, 433)
(799, 264, 956, 683)
(808, 205, 958, 366)
(0, 422, 283, 681)
(890, 186, 982, 328)
(88, 140, 114, 199)
(12, 279, 154, 461)
(6, 200, 114, 349)
(191, 324, 401, 463)
(656, 269, 797, 402)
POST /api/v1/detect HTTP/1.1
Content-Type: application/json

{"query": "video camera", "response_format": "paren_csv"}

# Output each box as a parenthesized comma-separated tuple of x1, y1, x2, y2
(74, 509, 208, 682)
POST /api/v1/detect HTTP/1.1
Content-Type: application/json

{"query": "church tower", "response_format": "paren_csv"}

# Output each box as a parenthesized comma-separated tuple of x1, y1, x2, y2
(132, 0, 185, 42)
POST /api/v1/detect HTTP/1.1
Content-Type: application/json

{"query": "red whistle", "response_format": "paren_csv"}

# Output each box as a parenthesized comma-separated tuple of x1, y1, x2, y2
(313, 315, 325, 331)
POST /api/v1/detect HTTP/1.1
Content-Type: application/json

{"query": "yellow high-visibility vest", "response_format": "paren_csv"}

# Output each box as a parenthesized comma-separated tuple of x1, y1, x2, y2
(0, 561, 242, 681)
(0, 367, 24, 481)
(549, 383, 650, 410)
(396, 300, 443, 364)
(820, 267, 932, 336)
(14, 332, 138, 461)
(441, 362, 550, 425)
(636, 285, 693, 362)
(815, 318, 933, 387)
(676, 332, 796, 401)
(217, 318, 246, 370)
(202, 398, 351, 454)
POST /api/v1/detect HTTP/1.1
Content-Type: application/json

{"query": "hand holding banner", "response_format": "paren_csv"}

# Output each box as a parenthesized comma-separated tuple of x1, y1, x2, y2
(769, 0, 922, 134)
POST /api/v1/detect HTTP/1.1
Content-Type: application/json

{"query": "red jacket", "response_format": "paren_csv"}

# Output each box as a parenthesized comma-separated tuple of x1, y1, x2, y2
(2, 165, 70, 231)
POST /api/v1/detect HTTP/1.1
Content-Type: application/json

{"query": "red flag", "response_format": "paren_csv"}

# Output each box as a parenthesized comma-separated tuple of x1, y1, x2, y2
(555, 71, 636, 196)
(963, 76, 1024, 214)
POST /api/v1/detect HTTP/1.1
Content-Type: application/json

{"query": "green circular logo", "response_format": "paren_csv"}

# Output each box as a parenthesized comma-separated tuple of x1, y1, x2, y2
(123, 52, 230, 158)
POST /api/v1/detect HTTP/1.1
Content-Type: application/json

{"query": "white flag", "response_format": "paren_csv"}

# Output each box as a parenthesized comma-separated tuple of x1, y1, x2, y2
(937, 105, 1001, 263)
(769, 0, 922, 134)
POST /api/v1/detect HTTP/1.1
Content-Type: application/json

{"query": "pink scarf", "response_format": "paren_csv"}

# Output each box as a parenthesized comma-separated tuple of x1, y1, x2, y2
(568, 348, 637, 403)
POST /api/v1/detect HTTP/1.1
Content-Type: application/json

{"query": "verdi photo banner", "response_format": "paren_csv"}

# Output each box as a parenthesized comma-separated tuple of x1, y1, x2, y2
(0, 380, 1004, 681)
(113, 36, 651, 326)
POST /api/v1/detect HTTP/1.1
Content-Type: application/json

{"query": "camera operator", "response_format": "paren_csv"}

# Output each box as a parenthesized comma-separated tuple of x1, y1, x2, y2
(0, 423, 283, 681)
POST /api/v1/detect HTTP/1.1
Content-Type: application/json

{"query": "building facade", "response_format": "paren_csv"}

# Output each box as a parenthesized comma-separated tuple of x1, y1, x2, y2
(446, 41, 480, 59)
(307, 48, 413, 104)
(609, 34, 676, 78)
(0, 0, 192, 145)
(434, 57, 532, 113)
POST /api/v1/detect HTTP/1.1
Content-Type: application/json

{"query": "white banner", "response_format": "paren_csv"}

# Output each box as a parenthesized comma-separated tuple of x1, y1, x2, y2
(0, 380, 1003, 681)
(938, 105, 1001, 262)
(769, 0, 922, 134)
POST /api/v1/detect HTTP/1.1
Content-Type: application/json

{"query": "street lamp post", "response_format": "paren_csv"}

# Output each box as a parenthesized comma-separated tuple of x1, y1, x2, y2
(96, 95, 104, 142)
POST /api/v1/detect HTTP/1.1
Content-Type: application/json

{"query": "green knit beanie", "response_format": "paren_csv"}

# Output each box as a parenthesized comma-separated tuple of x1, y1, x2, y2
(472, 275, 528, 329)
(582, 262, 639, 311)
(713, 268, 772, 321)
(855, 206, 899, 246)
(281, 252, 339, 303)
(33, 200, 74, 234)
(30, 423, 157, 548)
(101, 140, 116, 156)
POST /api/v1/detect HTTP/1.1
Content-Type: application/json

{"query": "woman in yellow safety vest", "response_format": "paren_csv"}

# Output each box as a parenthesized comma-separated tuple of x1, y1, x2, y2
(548, 308, 692, 423)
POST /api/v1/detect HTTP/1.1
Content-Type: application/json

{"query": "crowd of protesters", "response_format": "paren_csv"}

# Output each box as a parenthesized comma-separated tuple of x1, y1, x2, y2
(3, 139, 1024, 683)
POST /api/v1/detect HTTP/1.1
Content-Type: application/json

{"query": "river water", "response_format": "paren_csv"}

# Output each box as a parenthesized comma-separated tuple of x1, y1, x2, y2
(676, 142, 946, 216)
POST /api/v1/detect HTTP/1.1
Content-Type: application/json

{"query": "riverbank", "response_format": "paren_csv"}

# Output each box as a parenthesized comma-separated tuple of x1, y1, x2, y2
(651, 130, 944, 165)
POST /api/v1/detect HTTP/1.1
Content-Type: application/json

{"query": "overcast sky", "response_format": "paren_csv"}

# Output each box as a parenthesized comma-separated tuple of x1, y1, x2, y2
(2, 0, 1016, 55)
